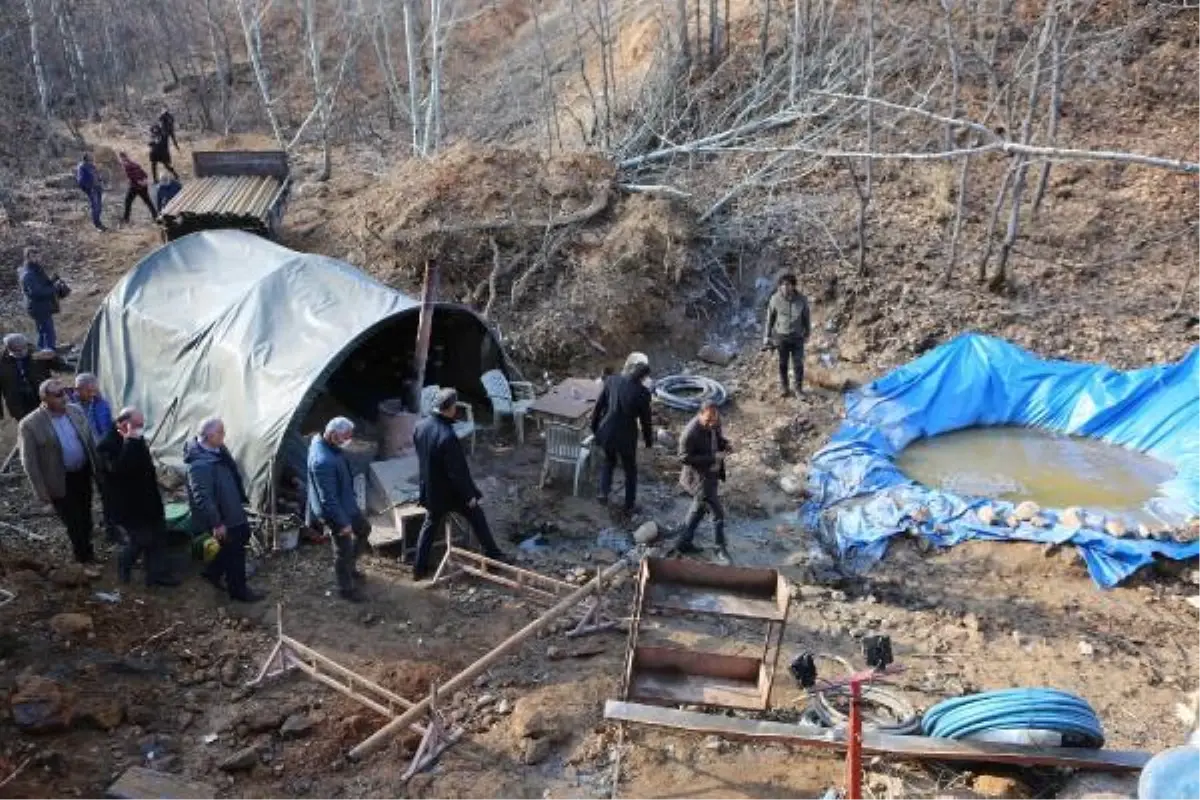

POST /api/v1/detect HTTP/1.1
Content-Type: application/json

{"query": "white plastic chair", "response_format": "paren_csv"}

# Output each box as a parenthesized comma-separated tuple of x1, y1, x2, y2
(481, 369, 536, 445)
(419, 385, 477, 454)
(539, 422, 593, 496)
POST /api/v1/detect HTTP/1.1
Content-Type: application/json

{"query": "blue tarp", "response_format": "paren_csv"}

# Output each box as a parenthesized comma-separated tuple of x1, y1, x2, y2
(802, 333, 1200, 588)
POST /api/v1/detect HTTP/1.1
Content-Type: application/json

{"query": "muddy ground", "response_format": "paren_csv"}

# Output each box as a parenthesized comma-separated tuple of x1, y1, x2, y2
(0, 105, 1198, 798)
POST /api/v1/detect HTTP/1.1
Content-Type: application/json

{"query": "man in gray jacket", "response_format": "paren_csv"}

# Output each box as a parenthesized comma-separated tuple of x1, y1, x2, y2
(762, 274, 811, 397)
(307, 417, 371, 603)
(184, 417, 264, 602)
(18, 378, 100, 563)
(674, 400, 732, 564)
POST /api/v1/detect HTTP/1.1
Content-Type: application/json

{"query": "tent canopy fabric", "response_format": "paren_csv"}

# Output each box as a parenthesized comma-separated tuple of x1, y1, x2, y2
(801, 334, 1199, 589)
(80, 230, 508, 508)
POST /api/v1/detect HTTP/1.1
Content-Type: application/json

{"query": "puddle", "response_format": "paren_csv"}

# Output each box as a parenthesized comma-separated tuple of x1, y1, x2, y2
(896, 426, 1176, 517)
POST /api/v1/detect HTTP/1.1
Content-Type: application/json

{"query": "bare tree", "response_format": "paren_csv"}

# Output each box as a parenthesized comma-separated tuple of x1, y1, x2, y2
(23, 0, 50, 116)
(236, 0, 285, 145)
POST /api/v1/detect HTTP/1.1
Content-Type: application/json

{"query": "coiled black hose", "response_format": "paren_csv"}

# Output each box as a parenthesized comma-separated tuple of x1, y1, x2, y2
(653, 375, 729, 412)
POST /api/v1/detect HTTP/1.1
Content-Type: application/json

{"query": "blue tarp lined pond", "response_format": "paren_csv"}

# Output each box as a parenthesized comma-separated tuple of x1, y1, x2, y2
(802, 334, 1199, 588)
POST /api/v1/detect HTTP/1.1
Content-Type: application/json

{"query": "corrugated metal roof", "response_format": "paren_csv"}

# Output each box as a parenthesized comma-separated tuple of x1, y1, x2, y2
(160, 175, 281, 220)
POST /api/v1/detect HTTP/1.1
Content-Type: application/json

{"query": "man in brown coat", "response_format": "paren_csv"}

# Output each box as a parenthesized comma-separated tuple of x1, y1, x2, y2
(18, 378, 101, 563)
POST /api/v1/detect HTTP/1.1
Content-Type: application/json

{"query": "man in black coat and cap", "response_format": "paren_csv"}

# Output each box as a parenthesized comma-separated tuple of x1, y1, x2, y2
(98, 406, 179, 586)
(411, 388, 508, 580)
(590, 360, 653, 514)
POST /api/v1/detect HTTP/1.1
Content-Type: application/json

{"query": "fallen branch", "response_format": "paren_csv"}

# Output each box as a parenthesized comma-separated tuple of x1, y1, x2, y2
(618, 183, 692, 199)
(131, 622, 180, 652)
(0, 758, 31, 791)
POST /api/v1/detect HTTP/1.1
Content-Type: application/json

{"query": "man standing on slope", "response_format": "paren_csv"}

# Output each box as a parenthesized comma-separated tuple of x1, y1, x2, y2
(307, 417, 372, 603)
(412, 388, 508, 581)
(590, 359, 653, 515)
(75, 153, 106, 231)
(763, 274, 811, 397)
(117, 152, 157, 224)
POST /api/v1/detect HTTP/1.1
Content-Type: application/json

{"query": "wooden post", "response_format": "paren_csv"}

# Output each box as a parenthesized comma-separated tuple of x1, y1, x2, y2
(411, 259, 439, 411)
(350, 558, 629, 760)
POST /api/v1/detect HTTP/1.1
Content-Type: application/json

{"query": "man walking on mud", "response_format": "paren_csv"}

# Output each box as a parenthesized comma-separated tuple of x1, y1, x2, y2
(75, 153, 105, 231)
(590, 359, 654, 515)
(307, 417, 371, 603)
(763, 274, 811, 397)
(674, 400, 732, 565)
(411, 388, 508, 581)
(118, 152, 157, 224)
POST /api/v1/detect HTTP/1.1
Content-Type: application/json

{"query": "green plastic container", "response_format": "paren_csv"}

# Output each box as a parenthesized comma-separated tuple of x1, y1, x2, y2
(165, 502, 192, 534)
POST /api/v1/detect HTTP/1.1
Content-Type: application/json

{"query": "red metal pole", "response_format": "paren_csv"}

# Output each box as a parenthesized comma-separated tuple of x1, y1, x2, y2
(846, 677, 863, 800)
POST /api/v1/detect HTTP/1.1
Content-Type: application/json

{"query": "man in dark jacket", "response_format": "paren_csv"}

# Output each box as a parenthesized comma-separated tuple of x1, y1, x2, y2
(148, 124, 179, 182)
(0, 334, 51, 423)
(307, 417, 371, 602)
(18, 247, 60, 352)
(99, 407, 179, 586)
(158, 108, 180, 151)
(118, 152, 157, 223)
(590, 360, 653, 514)
(184, 417, 264, 602)
(75, 153, 105, 231)
(675, 400, 732, 564)
(763, 274, 811, 397)
(412, 388, 507, 580)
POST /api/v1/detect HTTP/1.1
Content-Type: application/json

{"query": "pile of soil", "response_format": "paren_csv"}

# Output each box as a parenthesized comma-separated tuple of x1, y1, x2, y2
(320, 144, 700, 366)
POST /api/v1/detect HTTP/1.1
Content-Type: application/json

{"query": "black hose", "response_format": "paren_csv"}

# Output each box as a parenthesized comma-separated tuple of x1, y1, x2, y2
(653, 375, 729, 412)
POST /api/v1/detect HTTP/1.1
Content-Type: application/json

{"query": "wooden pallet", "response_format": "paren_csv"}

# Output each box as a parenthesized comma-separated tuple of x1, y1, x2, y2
(621, 558, 792, 711)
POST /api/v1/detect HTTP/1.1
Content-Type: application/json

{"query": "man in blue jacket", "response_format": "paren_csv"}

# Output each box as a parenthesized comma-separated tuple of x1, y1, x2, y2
(307, 417, 371, 602)
(411, 388, 507, 581)
(18, 247, 60, 352)
(76, 153, 105, 231)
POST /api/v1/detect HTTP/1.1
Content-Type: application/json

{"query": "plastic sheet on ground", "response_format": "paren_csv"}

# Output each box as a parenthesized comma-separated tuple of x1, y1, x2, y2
(801, 334, 1200, 588)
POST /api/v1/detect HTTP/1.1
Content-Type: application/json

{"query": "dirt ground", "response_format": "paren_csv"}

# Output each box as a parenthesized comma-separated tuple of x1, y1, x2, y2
(0, 76, 1198, 797)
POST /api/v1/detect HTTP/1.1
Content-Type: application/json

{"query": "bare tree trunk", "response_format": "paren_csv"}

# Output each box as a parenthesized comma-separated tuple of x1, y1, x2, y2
(979, 163, 1015, 280)
(205, 0, 232, 134)
(942, 152, 972, 287)
(675, 0, 690, 66)
(569, 0, 603, 143)
(756, 0, 769, 69)
(1031, 9, 1064, 217)
(402, 0, 423, 155)
(711, 0, 721, 67)
(787, 0, 801, 103)
(236, 0, 284, 145)
(421, 0, 443, 154)
(855, 0, 875, 277)
(941, 0, 960, 150)
(530, 0, 562, 153)
(990, 5, 1055, 292)
(24, 0, 50, 116)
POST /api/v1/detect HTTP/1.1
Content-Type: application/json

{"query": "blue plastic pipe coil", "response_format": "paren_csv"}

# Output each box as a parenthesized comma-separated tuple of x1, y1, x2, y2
(921, 689, 1105, 749)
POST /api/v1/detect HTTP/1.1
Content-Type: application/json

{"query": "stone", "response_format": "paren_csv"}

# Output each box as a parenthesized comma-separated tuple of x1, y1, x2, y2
(1104, 519, 1127, 538)
(219, 746, 260, 772)
(1005, 514, 1021, 528)
(497, 699, 513, 715)
(10, 675, 72, 733)
(126, 705, 155, 727)
(654, 428, 675, 448)
(77, 693, 124, 730)
(1013, 501, 1040, 522)
(279, 714, 313, 740)
(1078, 640, 1095, 658)
(779, 474, 804, 495)
(1061, 507, 1085, 530)
(50, 613, 94, 638)
(521, 736, 554, 765)
(702, 735, 725, 752)
(220, 661, 240, 686)
(977, 505, 997, 526)
(106, 767, 216, 800)
(49, 564, 91, 587)
(1029, 515, 1050, 528)
(697, 344, 736, 366)
(243, 707, 285, 734)
(971, 773, 1031, 798)
(632, 521, 659, 545)
(1055, 771, 1137, 799)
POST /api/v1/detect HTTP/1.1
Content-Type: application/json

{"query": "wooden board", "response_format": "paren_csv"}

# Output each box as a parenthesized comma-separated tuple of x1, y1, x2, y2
(604, 701, 1152, 772)
(106, 767, 216, 799)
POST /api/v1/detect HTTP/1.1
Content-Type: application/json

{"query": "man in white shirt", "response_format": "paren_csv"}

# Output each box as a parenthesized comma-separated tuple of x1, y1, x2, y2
(17, 378, 100, 563)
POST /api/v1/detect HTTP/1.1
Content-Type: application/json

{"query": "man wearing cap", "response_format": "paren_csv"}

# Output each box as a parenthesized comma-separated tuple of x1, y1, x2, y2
(412, 387, 508, 581)
(98, 406, 179, 586)
(0, 334, 52, 423)
(17, 378, 101, 563)
(307, 416, 372, 603)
